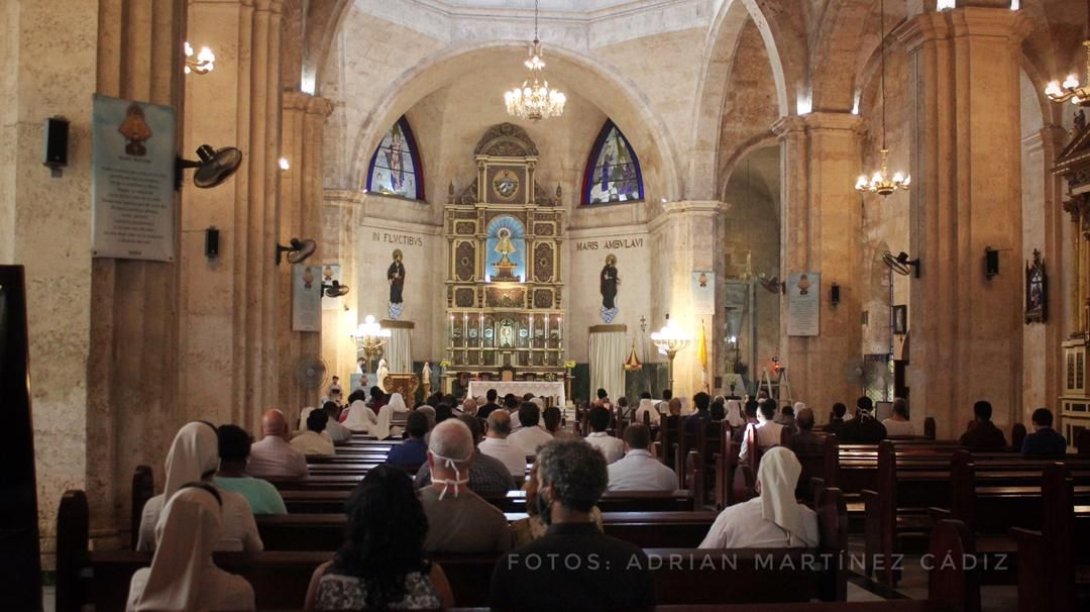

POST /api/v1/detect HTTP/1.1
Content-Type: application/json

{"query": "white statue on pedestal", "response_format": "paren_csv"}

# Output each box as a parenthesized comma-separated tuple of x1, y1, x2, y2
(376, 358, 389, 392)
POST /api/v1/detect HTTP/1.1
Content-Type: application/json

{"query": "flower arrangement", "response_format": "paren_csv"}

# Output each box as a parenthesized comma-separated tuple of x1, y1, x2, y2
(439, 360, 452, 369)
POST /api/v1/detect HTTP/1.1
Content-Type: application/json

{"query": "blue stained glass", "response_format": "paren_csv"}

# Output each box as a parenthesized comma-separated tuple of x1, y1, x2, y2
(583, 121, 643, 205)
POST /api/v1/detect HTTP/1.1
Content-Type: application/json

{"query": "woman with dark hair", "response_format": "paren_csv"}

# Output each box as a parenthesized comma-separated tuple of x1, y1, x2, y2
(304, 465, 454, 610)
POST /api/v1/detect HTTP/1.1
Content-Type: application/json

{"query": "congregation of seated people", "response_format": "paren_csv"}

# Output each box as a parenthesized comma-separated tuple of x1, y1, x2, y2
(123, 384, 1076, 610)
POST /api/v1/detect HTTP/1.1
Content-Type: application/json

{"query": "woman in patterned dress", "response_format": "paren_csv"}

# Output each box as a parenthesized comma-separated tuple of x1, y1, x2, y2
(305, 465, 454, 610)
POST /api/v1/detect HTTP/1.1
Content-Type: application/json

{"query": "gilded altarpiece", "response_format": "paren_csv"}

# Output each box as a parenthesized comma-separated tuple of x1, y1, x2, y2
(1053, 114, 1090, 446)
(444, 124, 567, 382)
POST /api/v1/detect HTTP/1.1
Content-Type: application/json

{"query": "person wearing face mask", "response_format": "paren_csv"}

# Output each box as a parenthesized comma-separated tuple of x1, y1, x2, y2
(490, 440, 655, 612)
(420, 419, 513, 554)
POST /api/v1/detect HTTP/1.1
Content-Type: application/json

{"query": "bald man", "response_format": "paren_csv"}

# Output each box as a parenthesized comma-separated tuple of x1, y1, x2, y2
(247, 409, 309, 480)
(421, 419, 513, 553)
(479, 410, 527, 478)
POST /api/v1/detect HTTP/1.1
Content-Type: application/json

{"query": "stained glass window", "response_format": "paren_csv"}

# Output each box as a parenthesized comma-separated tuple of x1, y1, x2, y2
(582, 120, 643, 205)
(367, 116, 425, 200)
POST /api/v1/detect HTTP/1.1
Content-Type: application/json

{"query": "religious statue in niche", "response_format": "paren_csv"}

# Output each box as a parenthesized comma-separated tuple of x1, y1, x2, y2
(387, 249, 405, 319)
(600, 253, 620, 323)
(118, 102, 152, 156)
(499, 320, 516, 348)
(485, 216, 526, 282)
(1025, 249, 1047, 324)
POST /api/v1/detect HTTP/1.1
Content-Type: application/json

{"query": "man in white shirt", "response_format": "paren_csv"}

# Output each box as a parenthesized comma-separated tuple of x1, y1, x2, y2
(507, 403, 553, 456)
(738, 400, 784, 462)
(247, 409, 309, 479)
(881, 397, 915, 437)
(607, 424, 678, 491)
(479, 410, 527, 478)
(585, 406, 624, 464)
(291, 410, 335, 456)
(322, 402, 352, 443)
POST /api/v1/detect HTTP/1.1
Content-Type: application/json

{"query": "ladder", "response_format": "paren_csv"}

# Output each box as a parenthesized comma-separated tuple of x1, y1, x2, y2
(760, 367, 793, 404)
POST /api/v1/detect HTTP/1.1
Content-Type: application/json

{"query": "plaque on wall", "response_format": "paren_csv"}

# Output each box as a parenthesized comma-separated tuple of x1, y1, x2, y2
(786, 272, 820, 336)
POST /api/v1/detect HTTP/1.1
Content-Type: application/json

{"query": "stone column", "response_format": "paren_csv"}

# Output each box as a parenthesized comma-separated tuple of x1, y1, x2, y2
(179, 0, 283, 434)
(648, 201, 729, 396)
(898, 6, 1029, 437)
(1023, 125, 1069, 421)
(0, 0, 103, 560)
(278, 91, 333, 415)
(772, 112, 865, 414)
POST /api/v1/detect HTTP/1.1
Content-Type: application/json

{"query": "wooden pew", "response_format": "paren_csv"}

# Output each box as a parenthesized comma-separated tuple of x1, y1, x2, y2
(861, 440, 959, 585)
(866, 446, 1090, 587)
(256, 510, 719, 551)
(1010, 463, 1090, 612)
(57, 488, 849, 610)
(277, 488, 698, 514)
(944, 450, 1090, 536)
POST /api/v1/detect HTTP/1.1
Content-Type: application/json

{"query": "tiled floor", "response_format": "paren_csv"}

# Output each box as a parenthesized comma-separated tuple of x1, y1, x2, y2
(844, 536, 1018, 611)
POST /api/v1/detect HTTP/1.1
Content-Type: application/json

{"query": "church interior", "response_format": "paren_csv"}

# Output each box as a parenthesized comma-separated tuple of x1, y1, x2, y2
(5, 0, 1090, 609)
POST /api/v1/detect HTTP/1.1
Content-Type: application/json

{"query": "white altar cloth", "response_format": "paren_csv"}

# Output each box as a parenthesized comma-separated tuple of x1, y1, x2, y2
(467, 381, 566, 409)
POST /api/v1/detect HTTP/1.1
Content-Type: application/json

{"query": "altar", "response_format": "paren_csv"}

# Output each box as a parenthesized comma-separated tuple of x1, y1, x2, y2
(468, 380, 566, 409)
(442, 123, 568, 381)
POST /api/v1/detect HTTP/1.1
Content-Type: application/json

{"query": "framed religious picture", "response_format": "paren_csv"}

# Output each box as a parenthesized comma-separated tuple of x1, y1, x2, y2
(892, 305, 907, 335)
(1025, 249, 1047, 324)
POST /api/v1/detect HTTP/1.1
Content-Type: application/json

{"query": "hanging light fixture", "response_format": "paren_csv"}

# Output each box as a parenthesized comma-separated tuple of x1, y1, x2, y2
(1045, 26, 1090, 106)
(184, 42, 216, 75)
(504, 0, 566, 121)
(856, 0, 910, 197)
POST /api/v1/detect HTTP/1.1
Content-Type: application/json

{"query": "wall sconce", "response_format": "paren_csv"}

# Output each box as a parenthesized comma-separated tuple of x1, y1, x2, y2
(830, 283, 841, 308)
(984, 247, 999, 280)
(204, 226, 220, 259)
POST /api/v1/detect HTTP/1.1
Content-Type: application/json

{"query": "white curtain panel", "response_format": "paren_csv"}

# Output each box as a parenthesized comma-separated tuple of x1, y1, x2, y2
(589, 329, 627, 402)
(386, 327, 412, 373)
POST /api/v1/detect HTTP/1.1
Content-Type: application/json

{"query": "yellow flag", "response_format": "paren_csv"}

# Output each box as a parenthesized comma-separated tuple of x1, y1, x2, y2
(698, 319, 708, 391)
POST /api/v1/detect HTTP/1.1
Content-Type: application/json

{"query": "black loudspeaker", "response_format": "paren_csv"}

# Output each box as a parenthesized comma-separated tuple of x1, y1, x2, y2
(43, 116, 69, 174)
(984, 248, 999, 280)
(830, 283, 841, 307)
(205, 227, 220, 259)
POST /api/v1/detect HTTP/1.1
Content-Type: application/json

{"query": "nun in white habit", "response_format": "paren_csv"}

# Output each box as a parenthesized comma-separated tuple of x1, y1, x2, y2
(724, 399, 746, 428)
(136, 422, 263, 554)
(698, 447, 819, 549)
(342, 399, 378, 433)
(372, 391, 410, 440)
(127, 485, 255, 611)
(634, 398, 661, 426)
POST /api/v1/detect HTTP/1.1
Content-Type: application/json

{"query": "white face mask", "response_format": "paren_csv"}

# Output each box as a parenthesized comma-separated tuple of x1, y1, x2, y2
(431, 450, 471, 500)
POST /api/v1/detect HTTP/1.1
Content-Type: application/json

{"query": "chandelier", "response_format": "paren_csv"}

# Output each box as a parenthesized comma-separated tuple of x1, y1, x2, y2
(1045, 41, 1090, 107)
(855, 0, 909, 197)
(351, 314, 390, 371)
(650, 314, 692, 391)
(504, 0, 566, 121)
(184, 42, 215, 75)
